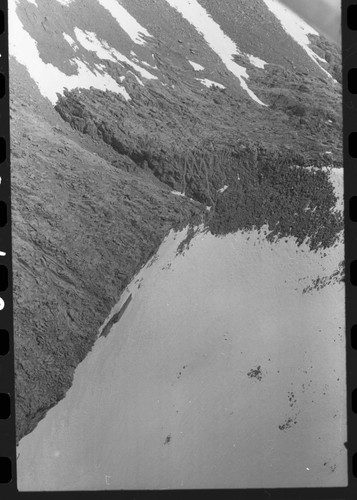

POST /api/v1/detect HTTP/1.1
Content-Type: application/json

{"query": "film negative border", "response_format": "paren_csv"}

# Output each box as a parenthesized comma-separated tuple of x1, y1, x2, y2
(0, 0, 14, 494)
(1, 1, 357, 499)
(345, 0, 357, 496)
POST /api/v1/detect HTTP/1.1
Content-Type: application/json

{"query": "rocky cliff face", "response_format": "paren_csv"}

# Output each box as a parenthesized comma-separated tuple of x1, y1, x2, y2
(10, 0, 342, 442)
(11, 58, 202, 441)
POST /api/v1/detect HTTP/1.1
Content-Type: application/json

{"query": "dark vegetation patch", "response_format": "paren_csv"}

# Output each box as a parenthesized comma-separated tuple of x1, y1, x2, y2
(209, 154, 342, 251)
(302, 261, 344, 294)
(278, 415, 298, 431)
(288, 391, 297, 408)
(56, 84, 342, 251)
(176, 225, 201, 255)
(247, 365, 263, 381)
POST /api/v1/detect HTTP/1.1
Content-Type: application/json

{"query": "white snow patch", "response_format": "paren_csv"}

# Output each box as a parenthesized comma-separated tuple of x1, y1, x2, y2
(170, 191, 196, 202)
(141, 60, 158, 70)
(130, 51, 140, 63)
(17, 224, 346, 490)
(171, 190, 186, 197)
(261, 0, 336, 81)
(128, 71, 144, 86)
(9, 2, 130, 104)
(189, 60, 204, 71)
(74, 28, 157, 81)
(63, 33, 78, 51)
(218, 185, 228, 193)
(164, 0, 267, 106)
(247, 54, 267, 69)
(74, 28, 118, 62)
(196, 78, 225, 90)
(55, 0, 75, 4)
(96, 0, 153, 45)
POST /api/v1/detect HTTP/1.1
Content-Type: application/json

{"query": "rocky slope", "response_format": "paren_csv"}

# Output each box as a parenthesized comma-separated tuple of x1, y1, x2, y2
(280, 0, 341, 44)
(11, 58, 202, 441)
(10, 0, 343, 442)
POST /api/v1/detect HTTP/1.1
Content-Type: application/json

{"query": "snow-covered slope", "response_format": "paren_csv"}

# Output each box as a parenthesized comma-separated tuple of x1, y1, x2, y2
(262, 0, 334, 79)
(10, 0, 338, 106)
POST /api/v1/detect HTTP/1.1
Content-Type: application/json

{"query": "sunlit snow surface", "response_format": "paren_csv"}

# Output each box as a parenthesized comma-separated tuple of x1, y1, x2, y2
(96, 0, 153, 45)
(73, 28, 157, 80)
(262, 0, 335, 80)
(196, 78, 226, 90)
(164, 0, 267, 106)
(141, 59, 158, 70)
(189, 60, 205, 71)
(9, 0, 130, 103)
(247, 54, 267, 69)
(171, 190, 186, 197)
(17, 174, 346, 490)
(55, 0, 75, 5)
(63, 33, 78, 50)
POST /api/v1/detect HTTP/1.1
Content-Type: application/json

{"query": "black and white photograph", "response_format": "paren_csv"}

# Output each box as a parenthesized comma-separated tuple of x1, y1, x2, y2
(9, 0, 346, 490)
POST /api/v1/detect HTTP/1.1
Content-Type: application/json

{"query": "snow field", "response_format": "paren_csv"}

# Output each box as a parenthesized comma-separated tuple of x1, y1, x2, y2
(96, 0, 153, 45)
(189, 60, 205, 71)
(196, 78, 226, 89)
(164, 0, 267, 106)
(9, 0, 131, 103)
(18, 215, 346, 489)
(73, 28, 157, 80)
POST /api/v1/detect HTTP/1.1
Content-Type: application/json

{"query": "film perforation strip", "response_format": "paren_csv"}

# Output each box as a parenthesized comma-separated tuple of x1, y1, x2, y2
(349, 68, 357, 93)
(348, 5, 357, 30)
(0, 328, 8, 355)
(347, 1, 357, 487)
(0, 0, 12, 488)
(349, 132, 357, 158)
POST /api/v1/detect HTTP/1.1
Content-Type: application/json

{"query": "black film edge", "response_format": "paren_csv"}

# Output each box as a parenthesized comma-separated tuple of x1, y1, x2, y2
(345, 0, 357, 494)
(0, 0, 15, 494)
